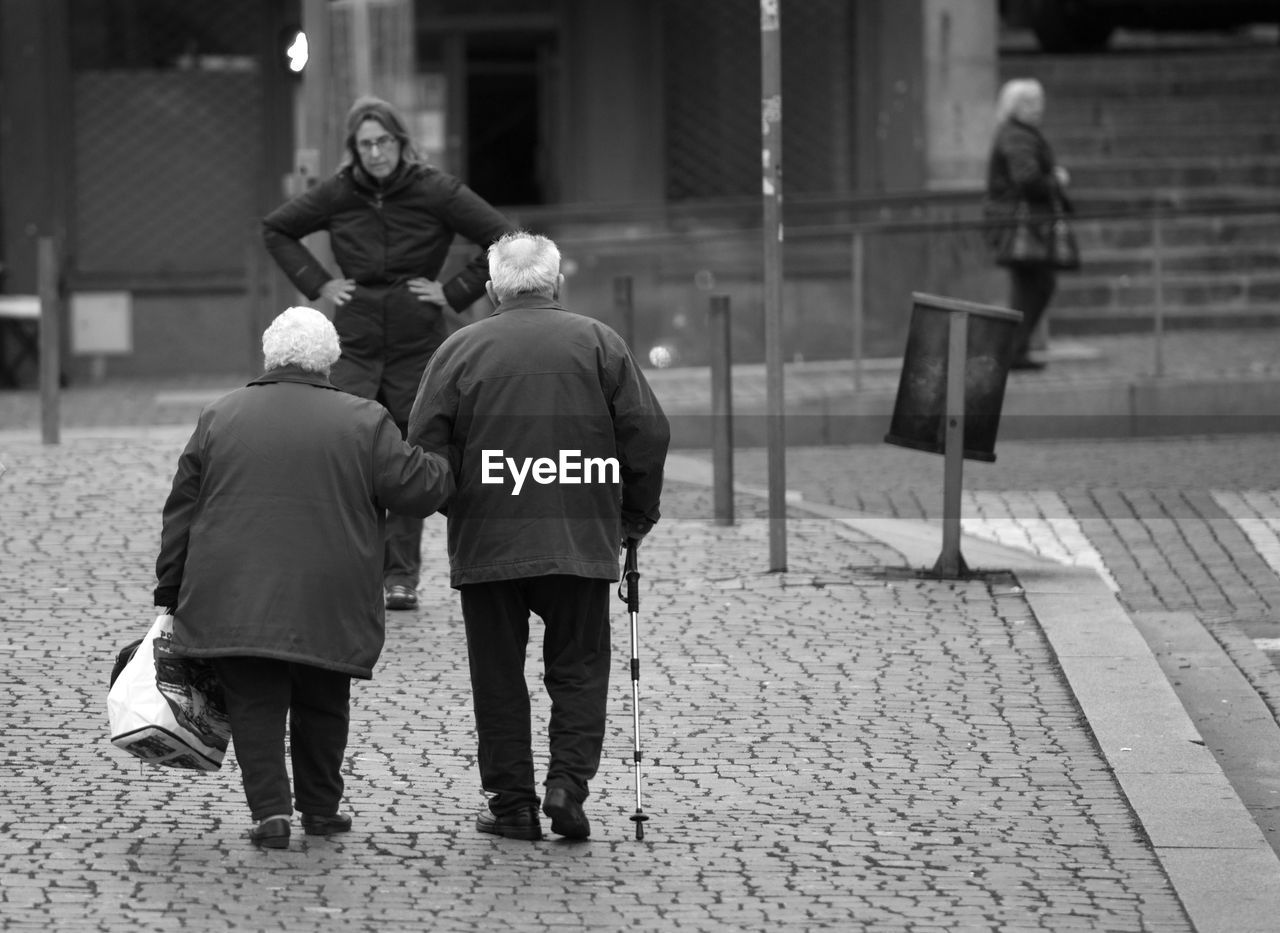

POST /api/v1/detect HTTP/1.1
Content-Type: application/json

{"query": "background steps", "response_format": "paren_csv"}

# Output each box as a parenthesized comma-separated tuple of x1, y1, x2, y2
(1000, 43, 1280, 329)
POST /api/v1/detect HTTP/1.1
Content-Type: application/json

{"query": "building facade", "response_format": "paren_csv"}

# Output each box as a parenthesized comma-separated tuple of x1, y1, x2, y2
(0, 0, 998, 381)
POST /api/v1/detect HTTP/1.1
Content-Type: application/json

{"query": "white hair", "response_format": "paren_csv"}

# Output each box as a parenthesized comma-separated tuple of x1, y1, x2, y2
(261, 306, 341, 374)
(487, 232, 561, 300)
(996, 78, 1044, 123)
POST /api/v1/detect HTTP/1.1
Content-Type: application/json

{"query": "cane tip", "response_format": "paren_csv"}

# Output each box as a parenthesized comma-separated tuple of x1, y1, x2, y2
(631, 811, 649, 840)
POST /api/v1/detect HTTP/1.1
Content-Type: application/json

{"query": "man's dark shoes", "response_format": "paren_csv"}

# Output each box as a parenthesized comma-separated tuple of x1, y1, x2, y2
(248, 815, 291, 849)
(542, 787, 590, 840)
(385, 585, 418, 611)
(476, 806, 543, 841)
(301, 812, 353, 836)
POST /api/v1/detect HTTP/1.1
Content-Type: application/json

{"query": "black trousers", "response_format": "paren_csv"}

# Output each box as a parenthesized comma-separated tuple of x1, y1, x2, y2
(211, 657, 352, 822)
(381, 418, 425, 590)
(330, 284, 447, 589)
(1008, 264, 1057, 362)
(459, 576, 612, 816)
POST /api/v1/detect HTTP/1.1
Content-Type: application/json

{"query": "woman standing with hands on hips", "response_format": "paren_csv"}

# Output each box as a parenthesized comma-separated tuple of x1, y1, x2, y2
(263, 95, 515, 611)
(984, 78, 1072, 371)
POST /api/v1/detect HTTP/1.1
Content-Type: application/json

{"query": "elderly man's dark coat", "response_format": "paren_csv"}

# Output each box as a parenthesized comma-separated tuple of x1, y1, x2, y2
(154, 367, 453, 678)
(407, 294, 670, 588)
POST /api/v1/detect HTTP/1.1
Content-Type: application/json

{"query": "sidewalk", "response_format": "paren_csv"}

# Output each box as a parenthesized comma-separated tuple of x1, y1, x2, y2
(3, 327, 1280, 930)
(0, 433, 1218, 932)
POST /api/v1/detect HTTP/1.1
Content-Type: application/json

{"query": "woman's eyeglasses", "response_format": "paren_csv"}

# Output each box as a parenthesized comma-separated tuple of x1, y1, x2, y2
(356, 135, 399, 153)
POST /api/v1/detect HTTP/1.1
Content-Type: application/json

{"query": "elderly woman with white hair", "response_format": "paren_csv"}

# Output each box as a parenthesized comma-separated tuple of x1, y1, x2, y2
(153, 305, 453, 849)
(984, 77, 1072, 371)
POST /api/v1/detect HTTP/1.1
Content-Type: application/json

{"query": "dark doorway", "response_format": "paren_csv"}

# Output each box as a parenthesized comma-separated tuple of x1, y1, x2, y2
(465, 33, 547, 207)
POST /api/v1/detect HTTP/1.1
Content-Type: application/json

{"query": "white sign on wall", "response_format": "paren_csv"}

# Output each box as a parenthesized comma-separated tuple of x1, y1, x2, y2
(71, 291, 133, 355)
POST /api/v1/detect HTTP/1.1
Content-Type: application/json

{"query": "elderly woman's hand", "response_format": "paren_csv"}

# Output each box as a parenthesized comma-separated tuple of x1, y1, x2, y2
(408, 278, 446, 305)
(1053, 165, 1071, 188)
(320, 278, 356, 306)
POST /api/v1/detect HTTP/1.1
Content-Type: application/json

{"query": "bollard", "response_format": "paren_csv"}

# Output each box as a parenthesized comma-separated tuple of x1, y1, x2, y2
(614, 276, 635, 352)
(851, 230, 865, 392)
(1151, 203, 1165, 378)
(708, 294, 734, 526)
(37, 237, 60, 446)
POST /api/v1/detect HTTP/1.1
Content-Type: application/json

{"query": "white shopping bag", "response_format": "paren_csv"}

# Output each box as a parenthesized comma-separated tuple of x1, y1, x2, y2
(107, 613, 230, 771)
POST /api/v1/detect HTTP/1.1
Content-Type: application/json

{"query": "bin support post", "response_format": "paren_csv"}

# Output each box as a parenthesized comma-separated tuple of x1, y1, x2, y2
(709, 295, 734, 526)
(933, 309, 969, 577)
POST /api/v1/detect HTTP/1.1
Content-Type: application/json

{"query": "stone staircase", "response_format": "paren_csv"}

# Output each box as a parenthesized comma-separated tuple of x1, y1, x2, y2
(1000, 45, 1280, 332)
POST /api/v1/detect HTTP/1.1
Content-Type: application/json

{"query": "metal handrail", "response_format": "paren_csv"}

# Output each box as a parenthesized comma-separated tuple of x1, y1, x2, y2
(538, 190, 1280, 384)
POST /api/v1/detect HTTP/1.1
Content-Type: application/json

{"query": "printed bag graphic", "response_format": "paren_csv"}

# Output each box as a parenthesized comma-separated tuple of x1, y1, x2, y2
(107, 613, 230, 771)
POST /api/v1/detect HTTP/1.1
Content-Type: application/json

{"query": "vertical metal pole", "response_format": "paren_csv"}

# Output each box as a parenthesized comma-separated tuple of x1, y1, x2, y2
(1152, 202, 1165, 378)
(933, 310, 968, 577)
(302, 0, 334, 158)
(614, 275, 635, 351)
(851, 230, 865, 392)
(760, 0, 786, 571)
(349, 0, 373, 96)
(709, 295, 735, 526)
(37, 237, 60, 445)
(301, 0, 337, 310)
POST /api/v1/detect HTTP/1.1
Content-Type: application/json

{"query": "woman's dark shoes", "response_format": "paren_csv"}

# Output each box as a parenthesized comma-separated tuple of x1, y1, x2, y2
(1010, 357, 1047, 371)
(248, 815, 291, 849)
(542, 787, 590, 840)
(301, 812, 353, 836)
(476, 806, 543, 841)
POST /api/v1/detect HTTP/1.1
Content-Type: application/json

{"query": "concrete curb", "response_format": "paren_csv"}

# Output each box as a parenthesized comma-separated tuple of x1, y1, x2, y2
(659, 371, 1280, 448)
(1024, 574, 1280, 933)
(664, 452, 1280, 932)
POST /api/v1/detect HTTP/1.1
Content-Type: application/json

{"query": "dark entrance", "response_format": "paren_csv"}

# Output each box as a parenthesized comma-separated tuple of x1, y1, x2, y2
(466, 33, 547, 207)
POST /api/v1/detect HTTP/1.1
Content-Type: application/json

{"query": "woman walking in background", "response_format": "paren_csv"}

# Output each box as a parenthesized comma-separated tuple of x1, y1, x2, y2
(984, 78, 1072, 371)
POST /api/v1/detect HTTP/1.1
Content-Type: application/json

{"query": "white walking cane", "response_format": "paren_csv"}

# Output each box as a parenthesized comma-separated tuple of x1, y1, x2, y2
(622, 539, 649, 840)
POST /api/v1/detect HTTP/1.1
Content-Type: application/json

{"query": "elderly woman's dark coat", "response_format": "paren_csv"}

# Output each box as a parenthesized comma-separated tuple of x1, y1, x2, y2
(154, 366, 454, 678)
(983, 115, 1065, 365)
(983, 116, 1061, 251)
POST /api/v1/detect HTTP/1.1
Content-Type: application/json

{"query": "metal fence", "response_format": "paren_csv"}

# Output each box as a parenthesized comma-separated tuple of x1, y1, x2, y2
(510, 191, 1280, 378)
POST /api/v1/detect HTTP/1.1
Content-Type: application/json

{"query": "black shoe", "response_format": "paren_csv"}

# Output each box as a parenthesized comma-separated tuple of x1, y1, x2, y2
(385, 585, 418, 611)
(542, 787, 590, 840)
(301, 812, 352, 836)
(248, 815, 291, 849)
(476, 806, 543, 841)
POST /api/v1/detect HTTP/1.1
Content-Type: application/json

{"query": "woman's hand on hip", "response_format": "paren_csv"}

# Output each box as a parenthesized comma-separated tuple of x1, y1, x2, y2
(320, 278, 356, 306)
(408, 278, 446, 305)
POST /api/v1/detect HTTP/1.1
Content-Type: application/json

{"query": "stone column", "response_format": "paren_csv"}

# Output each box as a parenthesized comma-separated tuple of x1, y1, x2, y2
(922, 0, 999, 191)
(853, 0, 997, 193)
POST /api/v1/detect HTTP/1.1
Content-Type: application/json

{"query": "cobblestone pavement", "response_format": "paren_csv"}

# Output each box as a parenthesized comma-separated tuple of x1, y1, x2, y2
(1, 431, 1194, 932)
(716, 436, 1280, 622)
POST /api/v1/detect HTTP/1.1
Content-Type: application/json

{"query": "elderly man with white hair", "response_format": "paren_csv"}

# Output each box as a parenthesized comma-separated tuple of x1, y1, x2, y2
(153, 305, 454, 850)
(409, 232, 669, 842)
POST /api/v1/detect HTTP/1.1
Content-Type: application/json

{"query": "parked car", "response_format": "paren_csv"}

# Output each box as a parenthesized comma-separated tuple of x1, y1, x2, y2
(1002, 0, 1280, 52)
